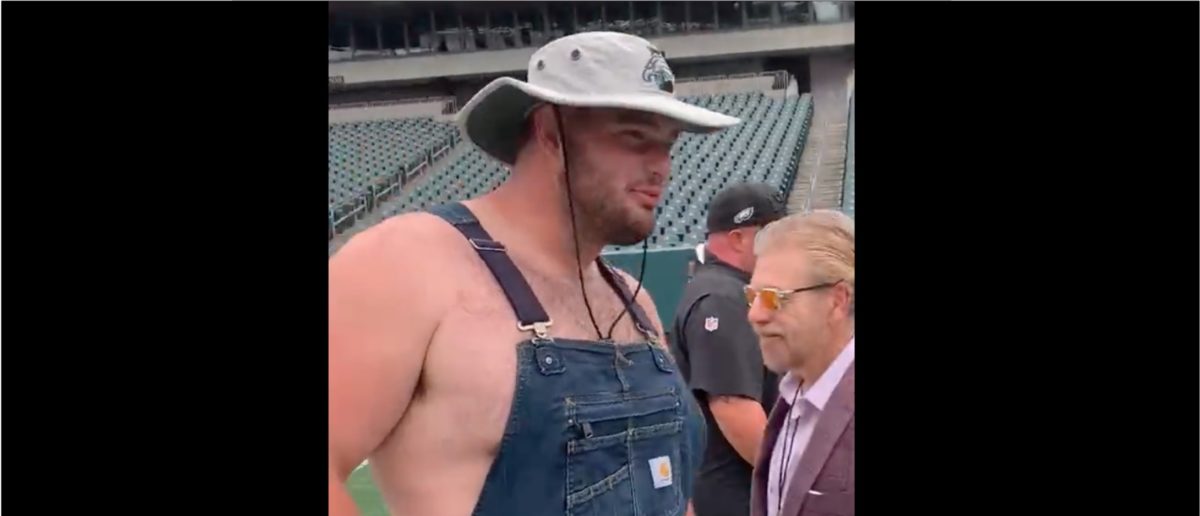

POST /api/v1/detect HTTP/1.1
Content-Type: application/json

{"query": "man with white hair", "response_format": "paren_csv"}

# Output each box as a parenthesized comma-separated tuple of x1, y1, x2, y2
(746, 210, 855, 516)
(669, 182, 787, 516)
(329, 31, 739, 516)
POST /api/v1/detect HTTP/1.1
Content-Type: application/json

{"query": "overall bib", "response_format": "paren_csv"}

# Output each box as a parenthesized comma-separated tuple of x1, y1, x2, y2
(429, 202, 706, 516)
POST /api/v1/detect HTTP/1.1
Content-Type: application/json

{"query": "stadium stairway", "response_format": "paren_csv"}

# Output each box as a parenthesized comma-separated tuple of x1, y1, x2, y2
(328, 136, 472, 256)
(842, 91, 855, 218)
(786, 60, 852, 214)
(788, 119, 848, 213)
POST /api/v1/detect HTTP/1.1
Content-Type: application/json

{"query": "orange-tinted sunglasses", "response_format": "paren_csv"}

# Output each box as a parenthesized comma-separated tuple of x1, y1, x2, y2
(744, 279, 843, 311)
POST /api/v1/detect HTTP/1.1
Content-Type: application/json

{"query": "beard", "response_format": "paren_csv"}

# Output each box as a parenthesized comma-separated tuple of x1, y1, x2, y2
(565, 157, 656, 247)
(570, 180, 655, 246)
(758, 334, 792, 374)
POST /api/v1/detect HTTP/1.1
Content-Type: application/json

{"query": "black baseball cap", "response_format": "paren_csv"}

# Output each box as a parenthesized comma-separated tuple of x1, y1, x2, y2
(706, 182, 788, 233)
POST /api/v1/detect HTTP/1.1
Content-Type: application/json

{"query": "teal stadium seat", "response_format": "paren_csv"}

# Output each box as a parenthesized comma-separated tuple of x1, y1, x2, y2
(327, 116, 458, 211)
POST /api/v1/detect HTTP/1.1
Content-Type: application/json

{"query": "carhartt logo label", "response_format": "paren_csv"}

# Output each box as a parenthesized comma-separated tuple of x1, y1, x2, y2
(642, 47, 675, 94)
(649, 456, 673, 489)
(733, 207, 755, 224)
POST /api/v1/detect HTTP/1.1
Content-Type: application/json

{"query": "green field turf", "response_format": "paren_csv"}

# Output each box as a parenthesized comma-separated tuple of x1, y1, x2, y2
(349, 463, 388, 516)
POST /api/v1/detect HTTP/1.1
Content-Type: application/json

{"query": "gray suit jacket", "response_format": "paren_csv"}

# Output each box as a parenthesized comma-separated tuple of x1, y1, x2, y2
(750, 363, 855, 516)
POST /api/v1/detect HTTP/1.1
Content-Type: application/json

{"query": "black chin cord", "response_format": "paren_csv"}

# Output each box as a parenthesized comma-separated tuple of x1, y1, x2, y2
(555, 107, 652, 342)
(556, 107, 604, 340)
(604, 238, 649, 339)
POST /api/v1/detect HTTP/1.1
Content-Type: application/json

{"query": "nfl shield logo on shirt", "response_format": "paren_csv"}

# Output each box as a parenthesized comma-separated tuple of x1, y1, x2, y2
(704, 316, 719, 332)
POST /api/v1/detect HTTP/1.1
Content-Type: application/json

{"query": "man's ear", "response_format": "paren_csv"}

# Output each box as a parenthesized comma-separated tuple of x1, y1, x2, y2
(528, 105, 563, 160)
(734, 228, 755, 253)
(831, 281, 852, 320)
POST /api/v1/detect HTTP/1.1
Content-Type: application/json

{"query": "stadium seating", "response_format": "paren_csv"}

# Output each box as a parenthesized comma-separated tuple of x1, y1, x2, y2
(376, 92, 813, 253)
(622, 92, 813, 251)
(327, 117, 458, 220)
(389, 151, 511, 214)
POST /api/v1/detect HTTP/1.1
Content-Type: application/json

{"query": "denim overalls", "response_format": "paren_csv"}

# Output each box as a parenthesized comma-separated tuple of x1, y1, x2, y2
(429, 202, 706, 516)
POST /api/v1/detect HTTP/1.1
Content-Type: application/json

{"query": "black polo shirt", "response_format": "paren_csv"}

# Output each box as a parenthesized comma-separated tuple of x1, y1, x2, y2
(669, 253, 780, 516)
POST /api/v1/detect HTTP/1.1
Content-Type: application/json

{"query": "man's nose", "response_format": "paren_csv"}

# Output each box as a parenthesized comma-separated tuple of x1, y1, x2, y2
(747, 297, 772, 325)
(647, 146, 671, 183)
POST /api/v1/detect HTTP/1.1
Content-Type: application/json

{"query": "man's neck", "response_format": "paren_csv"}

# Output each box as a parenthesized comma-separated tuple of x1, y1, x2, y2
(470, 172, 604, 277)
(794, 323, 855, 388)
(703, 239, 749, 275)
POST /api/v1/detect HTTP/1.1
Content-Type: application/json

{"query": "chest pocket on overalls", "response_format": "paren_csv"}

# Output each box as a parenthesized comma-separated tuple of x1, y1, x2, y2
(564, 352, 684, 516)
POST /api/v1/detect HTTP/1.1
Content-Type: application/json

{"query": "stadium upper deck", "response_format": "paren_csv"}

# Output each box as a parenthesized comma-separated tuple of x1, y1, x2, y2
(329, 1, 853, 86)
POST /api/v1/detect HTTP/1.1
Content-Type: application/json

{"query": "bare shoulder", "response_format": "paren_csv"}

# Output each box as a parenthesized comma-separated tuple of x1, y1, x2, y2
(331, 212, 466, 269)
(607, 265, 667, 344)
(330, 212, 482, 285)
(328, 212, 472, 477)
(329, 212, 475, 335)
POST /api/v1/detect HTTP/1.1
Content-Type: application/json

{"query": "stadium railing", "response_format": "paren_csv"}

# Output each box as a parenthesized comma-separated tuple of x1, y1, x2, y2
(675, 70, 788, 90)
(328, 96, 457, 111)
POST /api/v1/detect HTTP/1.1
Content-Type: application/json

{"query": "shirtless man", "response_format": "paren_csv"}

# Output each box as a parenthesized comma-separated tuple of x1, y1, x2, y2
(329, 32, 739, 516)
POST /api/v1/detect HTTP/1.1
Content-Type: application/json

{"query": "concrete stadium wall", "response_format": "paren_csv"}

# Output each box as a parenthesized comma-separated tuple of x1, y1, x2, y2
(330, 22, 854, 85)
(672, 58, 767, 79)
(676, 75, 775, 96)
(807, 49, 854, 121)
(330, 71, 782, 122)
(328, 101, 447, 124)
(329, 82, 454, 105)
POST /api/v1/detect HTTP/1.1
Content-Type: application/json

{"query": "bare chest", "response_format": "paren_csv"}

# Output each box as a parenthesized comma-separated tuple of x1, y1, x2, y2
(417, 258, 653, 435)
(369, 260, 663, 515)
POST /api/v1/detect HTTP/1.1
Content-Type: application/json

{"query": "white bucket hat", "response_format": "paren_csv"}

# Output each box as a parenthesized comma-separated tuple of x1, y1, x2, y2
(457, 31, 741, 165)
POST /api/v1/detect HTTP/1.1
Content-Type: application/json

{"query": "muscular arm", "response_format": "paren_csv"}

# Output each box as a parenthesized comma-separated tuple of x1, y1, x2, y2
(682, 293, 770, 467)
(330, 464, 358, 515)
(328, 216, 453, 515)
(708, 395, 769, 464)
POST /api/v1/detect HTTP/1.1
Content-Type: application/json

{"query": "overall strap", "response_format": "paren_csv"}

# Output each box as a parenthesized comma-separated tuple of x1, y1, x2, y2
(596, 258, 659, 342)
(426, 202, 553, 339)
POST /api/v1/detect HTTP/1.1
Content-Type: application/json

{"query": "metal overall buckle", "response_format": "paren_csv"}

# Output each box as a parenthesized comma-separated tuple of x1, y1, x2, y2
(517, 320, 554, 341)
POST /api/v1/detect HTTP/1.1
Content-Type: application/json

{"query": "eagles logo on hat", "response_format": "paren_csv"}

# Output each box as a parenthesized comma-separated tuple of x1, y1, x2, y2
(457, 32, 740, 166)
(642, 47, 675, 94)
(706, 182, 788, 233)
(733, 207, 755, 225)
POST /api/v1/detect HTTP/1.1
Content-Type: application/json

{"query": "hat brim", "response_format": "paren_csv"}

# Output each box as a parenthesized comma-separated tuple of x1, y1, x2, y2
(457, 76, 742, 165)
